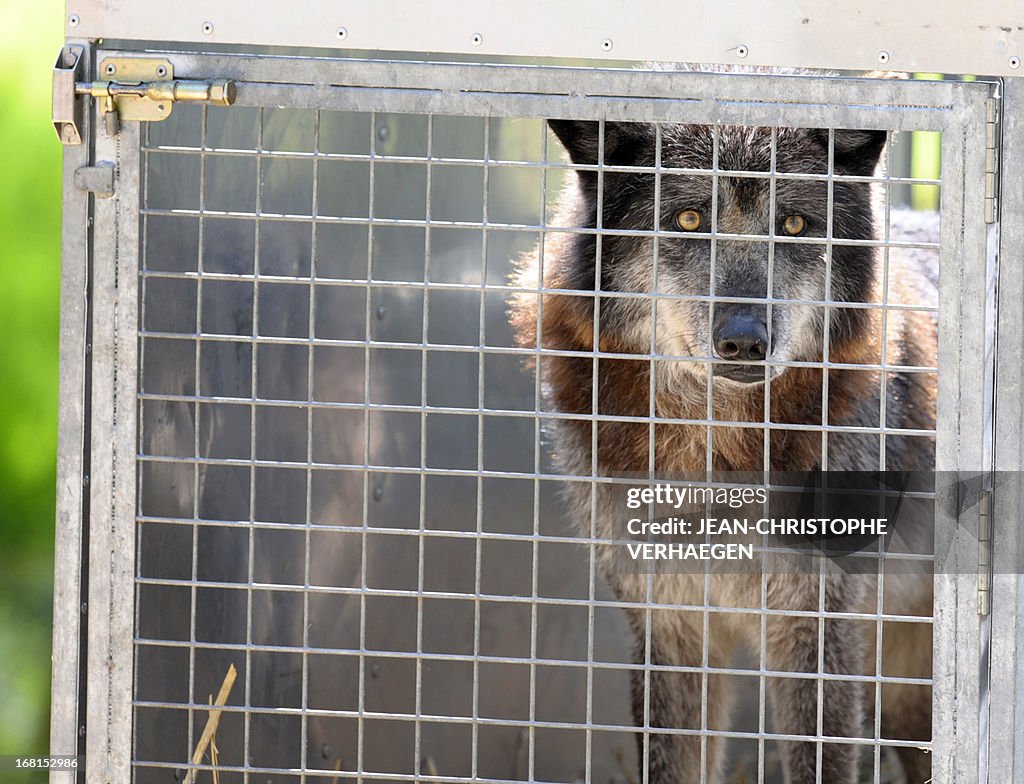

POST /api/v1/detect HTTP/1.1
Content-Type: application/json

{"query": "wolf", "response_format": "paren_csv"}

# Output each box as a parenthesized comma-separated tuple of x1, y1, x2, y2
(508, 108, 937, 783)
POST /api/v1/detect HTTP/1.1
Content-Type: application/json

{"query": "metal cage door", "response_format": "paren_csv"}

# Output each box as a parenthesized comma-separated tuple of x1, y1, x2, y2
(51, 48, 1001, 784)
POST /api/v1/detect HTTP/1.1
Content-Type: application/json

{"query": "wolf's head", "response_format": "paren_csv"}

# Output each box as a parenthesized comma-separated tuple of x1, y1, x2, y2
(546, 120, 886, 387)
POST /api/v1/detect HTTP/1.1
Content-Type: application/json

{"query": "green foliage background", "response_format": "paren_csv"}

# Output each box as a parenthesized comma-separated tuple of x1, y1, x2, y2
(0, 0, 64, 778)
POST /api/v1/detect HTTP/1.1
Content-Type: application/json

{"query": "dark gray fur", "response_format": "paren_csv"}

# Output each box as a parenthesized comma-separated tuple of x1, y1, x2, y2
(511, 95, 937, 783)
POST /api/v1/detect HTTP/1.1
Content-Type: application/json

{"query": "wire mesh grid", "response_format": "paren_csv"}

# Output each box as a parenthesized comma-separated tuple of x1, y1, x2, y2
(131, 90, 940, 784)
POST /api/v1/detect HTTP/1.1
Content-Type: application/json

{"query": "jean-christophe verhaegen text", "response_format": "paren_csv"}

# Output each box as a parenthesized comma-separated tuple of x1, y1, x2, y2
(623, 483, 889, 561)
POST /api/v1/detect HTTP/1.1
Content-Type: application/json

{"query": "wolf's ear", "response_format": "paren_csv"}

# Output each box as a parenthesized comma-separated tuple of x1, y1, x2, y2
(812, 129, 888, 176)
(547, 120, 650, 167)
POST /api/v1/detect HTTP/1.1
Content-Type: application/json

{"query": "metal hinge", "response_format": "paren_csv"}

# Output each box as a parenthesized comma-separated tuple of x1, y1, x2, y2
(984, 95, 1000, 224)
(53, 45, 86, 144)
(53, 49, 236, 145)
(978, 487, 992, 616)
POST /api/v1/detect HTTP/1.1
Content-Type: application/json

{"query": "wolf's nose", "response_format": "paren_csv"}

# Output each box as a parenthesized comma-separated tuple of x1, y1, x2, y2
(712, 313, 769, 361)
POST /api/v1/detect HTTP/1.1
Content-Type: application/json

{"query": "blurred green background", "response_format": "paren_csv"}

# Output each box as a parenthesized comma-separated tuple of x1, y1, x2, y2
(0, 0, 63, 778)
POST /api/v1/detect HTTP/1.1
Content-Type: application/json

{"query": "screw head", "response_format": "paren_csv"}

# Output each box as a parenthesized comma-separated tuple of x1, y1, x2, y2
(600, 38, 613, 52)
(68, 13, 79, 27)
(736, 44, 749, 58)
(878, 50, 890, 64)
(471, 33, 483, 46)
(1010, 56, 1021, 70)
(202, 20, 214, 35)
(336, 27, 348, 40)
(104, 62, 116, 76)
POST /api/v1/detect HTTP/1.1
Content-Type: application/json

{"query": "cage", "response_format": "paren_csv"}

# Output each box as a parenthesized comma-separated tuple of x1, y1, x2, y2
(49, 5, 1024, 784)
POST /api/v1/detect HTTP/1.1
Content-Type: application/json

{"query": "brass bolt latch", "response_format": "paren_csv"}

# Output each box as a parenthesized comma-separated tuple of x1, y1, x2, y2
(54, 49, 236, 144)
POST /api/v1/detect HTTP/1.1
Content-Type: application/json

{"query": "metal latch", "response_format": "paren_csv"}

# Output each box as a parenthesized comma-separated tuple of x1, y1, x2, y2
(978, 487, 992, 616)
(54, 52, 236, 144)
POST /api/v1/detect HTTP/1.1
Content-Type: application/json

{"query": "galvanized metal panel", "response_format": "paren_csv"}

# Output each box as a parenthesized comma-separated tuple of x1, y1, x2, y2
(134, 52, 987, 125)
(931, 86, 994, 784)
(69, 0, 1024, 76)
(85, 118, 140, 784)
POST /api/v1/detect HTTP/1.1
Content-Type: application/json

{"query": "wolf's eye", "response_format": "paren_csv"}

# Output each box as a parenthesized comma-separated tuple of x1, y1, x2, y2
(782, 215, 806, 236)
(674, 210, 702, 232)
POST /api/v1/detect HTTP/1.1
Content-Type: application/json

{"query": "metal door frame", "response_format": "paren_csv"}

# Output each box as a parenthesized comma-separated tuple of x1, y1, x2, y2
(51, 46, 1000, 783)
(50, 39, 94, 784)
(987, 76, 1024, 784)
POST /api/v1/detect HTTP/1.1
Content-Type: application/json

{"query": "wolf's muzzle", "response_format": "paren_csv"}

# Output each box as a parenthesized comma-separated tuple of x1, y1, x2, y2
(712, 306, 769, 383)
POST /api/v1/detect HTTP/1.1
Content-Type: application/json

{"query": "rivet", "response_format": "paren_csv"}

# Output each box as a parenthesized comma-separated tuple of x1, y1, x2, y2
(202, 21, 214, 35)
(370, 662, 381, 678)
(77, 724, 86, 738)
(1010, 56, 1021, 70)
(471, 33, 483, 46)
(600, 38, 613, 52)
(376, 305, 387, 320)
(878, 50, 890, 64)
(68, 14, 79, 27)
(736, 44, 749, 58)
(336, 27, 348, 41)
(377, 124, 389, 142)
(320, 743, 330, 759)
(373, 485, 384, 501)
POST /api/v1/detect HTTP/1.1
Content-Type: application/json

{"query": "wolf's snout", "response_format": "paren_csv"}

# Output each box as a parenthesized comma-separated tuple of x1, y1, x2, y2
(712, 308, 769, 362)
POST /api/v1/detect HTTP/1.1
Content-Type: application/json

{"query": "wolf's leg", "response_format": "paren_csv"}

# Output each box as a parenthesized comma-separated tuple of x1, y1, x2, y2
(629, 617, 733, 784)
(766, 614, 864, 784)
